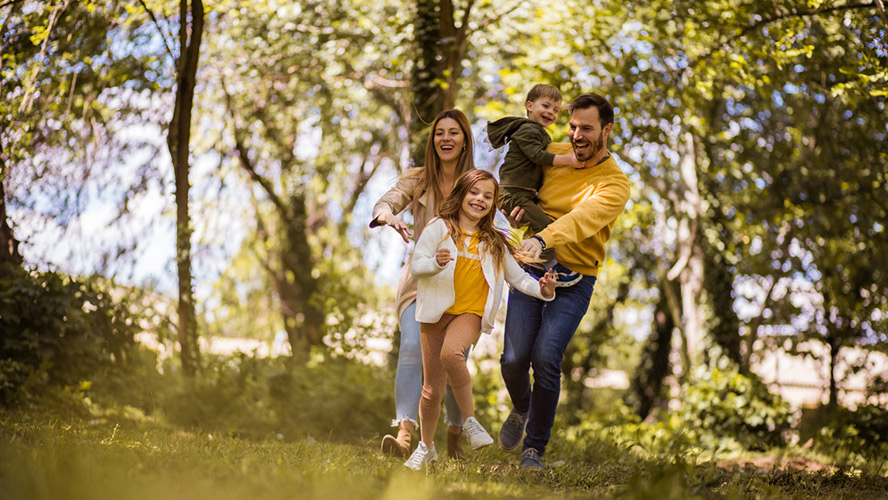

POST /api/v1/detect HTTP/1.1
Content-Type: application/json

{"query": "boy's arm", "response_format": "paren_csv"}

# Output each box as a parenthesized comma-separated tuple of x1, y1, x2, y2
(511, 124, 557, 167)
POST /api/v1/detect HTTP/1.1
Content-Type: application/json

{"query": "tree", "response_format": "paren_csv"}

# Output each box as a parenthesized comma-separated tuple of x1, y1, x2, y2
(164, 0, 204, 375)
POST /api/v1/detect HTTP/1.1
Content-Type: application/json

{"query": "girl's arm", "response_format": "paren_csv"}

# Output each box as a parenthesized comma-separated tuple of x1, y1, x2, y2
(502, 252, 555, 301)
(411, 219, 450, 278)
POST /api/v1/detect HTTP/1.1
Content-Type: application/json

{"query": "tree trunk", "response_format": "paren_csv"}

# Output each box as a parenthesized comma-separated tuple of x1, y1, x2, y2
(828, 336, 841, 409)
(277, 192, 326, 354)
(631, 281, 676, 419)
(410, 0, 445, 166)
(167, 0, 204, 376)
(0, 172, 23, 265)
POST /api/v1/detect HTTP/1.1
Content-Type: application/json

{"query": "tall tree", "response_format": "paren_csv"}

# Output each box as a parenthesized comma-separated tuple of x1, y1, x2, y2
(167, 0, 204, 375)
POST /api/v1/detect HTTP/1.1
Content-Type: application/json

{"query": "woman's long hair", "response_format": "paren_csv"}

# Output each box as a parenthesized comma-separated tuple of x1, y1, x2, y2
(408, 109, 475, 214)
(437, 169, 512, 272)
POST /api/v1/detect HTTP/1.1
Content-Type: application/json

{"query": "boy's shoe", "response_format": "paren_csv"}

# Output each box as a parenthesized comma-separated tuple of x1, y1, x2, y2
(551, 263, 581, 287)
(463, 416, 494, 450)
(403, 441, 437, 471)
(498, 408, 528, 452)
(519, 447, 544, 471)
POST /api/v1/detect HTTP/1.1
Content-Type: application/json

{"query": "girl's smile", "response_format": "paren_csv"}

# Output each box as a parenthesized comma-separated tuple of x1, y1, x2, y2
(460, 179, 495, 226)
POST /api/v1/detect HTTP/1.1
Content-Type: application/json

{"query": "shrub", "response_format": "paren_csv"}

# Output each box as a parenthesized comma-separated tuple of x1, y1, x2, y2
(815, 404, 888, 467)
(159, 352, 394, 442)
(0, 263, 142, 405)
(678, 367, 796, 451)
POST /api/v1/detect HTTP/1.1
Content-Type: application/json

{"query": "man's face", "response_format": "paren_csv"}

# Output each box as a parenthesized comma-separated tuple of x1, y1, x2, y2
(568, 106, 612, 162)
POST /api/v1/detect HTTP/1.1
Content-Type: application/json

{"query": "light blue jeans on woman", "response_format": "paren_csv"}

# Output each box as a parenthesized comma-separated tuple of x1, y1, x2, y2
(394, 301, 463, 427)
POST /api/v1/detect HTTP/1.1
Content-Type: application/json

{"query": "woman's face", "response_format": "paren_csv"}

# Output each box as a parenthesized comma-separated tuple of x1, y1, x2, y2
(433, 117, 465, 164)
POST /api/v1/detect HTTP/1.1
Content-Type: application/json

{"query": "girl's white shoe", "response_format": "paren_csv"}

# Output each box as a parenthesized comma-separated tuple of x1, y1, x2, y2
(403, 441, 437, 470)
(463, 416, 494, 450)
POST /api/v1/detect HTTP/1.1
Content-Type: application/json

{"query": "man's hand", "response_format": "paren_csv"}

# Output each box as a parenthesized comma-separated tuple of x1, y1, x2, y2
(435, 248, 454, 267)
(517, 236, 543, 260)
(539, 269, 557, 299)
(378, 212, 412, 243)
(501, 206, 530, 229)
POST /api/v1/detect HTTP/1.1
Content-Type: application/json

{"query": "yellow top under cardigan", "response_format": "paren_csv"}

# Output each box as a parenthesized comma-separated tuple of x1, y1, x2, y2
(445, 231, 489, 317)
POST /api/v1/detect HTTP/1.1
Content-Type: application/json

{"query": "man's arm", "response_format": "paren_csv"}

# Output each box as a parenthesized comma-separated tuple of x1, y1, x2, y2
(535, 171, 631, 248)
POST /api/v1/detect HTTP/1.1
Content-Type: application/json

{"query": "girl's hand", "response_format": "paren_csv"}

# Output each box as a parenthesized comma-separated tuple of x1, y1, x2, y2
(500, 206, 530, 229)
(435, 249, 454, 267)
(539, 269, 557, 299)
(379, 212, 412, 243)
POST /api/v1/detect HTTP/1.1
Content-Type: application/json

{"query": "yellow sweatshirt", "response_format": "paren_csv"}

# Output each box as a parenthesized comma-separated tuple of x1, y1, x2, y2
(534, 143, 631, 276)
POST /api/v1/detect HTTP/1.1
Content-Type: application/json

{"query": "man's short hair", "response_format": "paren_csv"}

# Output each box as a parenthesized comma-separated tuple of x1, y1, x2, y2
(526, 84, 562, 103)
(568, 93, 614, 127)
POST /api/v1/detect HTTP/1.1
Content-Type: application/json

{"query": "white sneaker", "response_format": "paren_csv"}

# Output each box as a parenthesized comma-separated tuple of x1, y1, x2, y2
(463, 416, 494, 450)
(403, 441, 437, 470)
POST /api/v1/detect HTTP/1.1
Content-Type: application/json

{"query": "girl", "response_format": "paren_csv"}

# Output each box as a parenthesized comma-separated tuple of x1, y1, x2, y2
(404, 169, 556, 470)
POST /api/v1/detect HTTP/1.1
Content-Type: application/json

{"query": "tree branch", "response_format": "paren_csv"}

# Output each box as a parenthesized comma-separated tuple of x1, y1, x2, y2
(691, 2, 878, 69)
(137, 0, 177, 65)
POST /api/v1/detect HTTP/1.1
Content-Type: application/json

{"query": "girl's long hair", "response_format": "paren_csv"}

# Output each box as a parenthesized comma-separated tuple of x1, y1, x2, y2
(437, 169, 512, 271)
(407, 109, 475, 214)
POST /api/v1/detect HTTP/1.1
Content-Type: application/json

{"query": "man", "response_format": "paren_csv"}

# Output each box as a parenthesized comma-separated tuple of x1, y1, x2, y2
(498, 93, 631, 470)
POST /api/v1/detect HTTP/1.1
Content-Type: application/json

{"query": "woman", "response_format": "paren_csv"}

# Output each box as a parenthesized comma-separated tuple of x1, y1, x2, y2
(370, 109, 475, 460)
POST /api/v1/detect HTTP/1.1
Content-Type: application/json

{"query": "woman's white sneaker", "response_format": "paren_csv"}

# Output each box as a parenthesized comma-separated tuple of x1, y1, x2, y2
(463, 416, 494, 450)
(403, 441, 437, 470)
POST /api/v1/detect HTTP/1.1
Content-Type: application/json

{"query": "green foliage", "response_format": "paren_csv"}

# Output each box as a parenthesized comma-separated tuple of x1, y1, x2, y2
(815, 404, 888, 469)
(0, 263, 143, 406)
(160, 353, 394, 442)
(678, 368, 796, 451)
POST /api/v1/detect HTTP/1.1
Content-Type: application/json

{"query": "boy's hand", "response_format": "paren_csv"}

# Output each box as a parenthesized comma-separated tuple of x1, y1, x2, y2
(501, 206, 530, 228)
(567, 153, 583, 169)
(539, 269, 557, 299)
(435, 249, 454, 267)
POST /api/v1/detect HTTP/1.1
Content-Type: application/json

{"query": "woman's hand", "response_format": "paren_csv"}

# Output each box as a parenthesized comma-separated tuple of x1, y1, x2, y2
(539, 269, 557, 299)
(378, 212, 412, 243)
(435, 249, 454, 267)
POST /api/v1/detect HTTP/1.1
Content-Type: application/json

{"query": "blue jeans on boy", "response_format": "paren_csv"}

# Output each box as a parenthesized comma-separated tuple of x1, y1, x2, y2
(500, 268, 597, 456)
(394, 301, 463, 427)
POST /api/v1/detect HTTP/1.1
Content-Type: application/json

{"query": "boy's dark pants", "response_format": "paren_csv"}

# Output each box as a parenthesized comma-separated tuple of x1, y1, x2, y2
(499, 187, 555, 262)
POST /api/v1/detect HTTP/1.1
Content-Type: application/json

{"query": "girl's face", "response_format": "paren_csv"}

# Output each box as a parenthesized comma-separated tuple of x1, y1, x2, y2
(433, 117, 465, 164)
(460, 179, 496, 223)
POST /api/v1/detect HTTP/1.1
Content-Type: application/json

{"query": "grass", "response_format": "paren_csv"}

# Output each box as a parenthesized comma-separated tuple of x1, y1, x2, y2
(2, 405, 887, 500)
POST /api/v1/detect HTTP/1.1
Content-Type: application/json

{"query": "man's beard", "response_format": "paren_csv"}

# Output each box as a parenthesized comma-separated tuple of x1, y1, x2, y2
(572, 133, 604, 162)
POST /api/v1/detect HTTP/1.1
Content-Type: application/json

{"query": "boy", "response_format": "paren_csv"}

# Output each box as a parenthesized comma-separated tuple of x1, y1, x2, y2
(486, 84, 582, 286)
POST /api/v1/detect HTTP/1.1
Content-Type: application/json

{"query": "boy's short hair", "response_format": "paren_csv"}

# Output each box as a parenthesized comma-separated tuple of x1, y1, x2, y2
(526, 84, 562, 104)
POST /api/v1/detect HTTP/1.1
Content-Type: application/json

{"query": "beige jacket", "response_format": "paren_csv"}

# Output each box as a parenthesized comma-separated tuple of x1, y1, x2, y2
(370, 169, 437, 325)
(412, 218, 553, 333)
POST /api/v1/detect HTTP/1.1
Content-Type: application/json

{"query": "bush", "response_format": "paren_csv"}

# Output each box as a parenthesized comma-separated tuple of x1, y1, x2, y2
(815, 404, 888, 467)
(678, 367, 796, 451)
(160, 352, 394, 442)
(0, 263, 142, 405)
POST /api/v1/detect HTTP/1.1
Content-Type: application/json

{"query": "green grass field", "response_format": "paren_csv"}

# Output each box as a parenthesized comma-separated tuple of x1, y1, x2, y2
(2, 406, 887, 500)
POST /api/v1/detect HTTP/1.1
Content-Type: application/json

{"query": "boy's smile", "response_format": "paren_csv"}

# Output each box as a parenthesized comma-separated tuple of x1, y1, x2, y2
(526, 97, 561, 128)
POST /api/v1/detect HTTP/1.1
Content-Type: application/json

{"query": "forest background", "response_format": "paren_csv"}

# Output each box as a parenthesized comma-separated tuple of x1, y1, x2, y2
(1, 0, 888, 498)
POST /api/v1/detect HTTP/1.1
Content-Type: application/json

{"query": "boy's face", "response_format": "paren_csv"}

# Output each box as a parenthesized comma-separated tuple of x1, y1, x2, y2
(525, 97, 561, 128)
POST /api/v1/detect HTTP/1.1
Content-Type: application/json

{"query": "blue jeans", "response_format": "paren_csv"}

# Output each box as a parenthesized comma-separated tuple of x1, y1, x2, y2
(394, 302, 463, 427)
(500, 269, 597, 456)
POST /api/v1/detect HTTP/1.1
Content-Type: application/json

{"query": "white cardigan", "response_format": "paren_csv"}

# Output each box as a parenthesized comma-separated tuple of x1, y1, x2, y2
(411, 218, 554, 333)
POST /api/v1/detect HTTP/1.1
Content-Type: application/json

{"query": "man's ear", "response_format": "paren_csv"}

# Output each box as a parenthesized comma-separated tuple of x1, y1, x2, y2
(603, 122, 613, 140)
